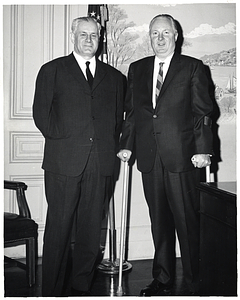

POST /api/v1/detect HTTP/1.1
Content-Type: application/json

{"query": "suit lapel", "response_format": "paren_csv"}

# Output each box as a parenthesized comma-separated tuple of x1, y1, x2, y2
(146, 57, 155, 97)
(92, 60, 107, 91)
(160, 52, 181, 96)
(65, 53, 106, 91)
(145, 55, 181, 109)
(65, 53, 87, 85)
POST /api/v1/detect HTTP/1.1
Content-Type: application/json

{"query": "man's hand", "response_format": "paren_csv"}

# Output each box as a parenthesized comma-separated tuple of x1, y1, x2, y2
(191, 154, 211, 168)
(117, 149, 132, 162)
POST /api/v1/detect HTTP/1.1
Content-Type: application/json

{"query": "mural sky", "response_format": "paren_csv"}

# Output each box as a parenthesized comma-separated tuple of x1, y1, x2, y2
(119, 3, 236, 59)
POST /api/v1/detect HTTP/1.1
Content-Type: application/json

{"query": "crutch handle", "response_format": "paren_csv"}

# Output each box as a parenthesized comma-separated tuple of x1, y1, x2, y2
(206, 165, 210, 182)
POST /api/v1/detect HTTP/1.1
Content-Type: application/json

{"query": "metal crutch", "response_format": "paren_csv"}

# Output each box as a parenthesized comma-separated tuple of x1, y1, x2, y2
(98, 182, 132, 275)
(206, 165, 211, 182)
(117, 153, 130, 296)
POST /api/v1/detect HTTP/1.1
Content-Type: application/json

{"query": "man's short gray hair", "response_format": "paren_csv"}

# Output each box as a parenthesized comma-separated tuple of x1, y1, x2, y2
(149, 14, 178, 33)
(71, 17, 101, 35)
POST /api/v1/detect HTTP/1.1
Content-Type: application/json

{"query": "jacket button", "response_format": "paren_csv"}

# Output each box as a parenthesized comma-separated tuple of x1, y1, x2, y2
(89, 138, 93, 142)
(153, 114, 157, 118)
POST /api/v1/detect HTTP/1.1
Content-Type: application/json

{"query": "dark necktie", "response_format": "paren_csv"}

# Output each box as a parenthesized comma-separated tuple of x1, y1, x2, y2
(155, 62, 164, 101)
(86, 61, 93, 88)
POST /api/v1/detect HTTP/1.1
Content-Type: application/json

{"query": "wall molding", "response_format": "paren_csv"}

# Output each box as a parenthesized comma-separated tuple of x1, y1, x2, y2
(10, 5, 27, 119)
(10, 5, 55, 119)
(64, 5, 71, 55)
(10, 131, 44, 163)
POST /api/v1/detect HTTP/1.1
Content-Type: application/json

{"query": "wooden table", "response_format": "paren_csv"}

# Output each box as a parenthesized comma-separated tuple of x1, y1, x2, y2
(197, 182, 237, 296)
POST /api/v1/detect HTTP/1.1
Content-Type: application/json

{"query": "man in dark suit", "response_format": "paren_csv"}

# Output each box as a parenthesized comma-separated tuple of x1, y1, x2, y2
(118, 14, 213, 296)
(33, 16, 124, 296)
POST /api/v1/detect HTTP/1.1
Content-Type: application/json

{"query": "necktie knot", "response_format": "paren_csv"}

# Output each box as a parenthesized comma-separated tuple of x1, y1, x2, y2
(86, 61, 93, 88)
(158, 62, 164, 76)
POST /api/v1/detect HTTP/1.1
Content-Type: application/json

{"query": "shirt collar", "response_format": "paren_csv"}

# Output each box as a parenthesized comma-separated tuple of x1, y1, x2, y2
(154, 52, 174, 66)
(73, 51, 96, 75)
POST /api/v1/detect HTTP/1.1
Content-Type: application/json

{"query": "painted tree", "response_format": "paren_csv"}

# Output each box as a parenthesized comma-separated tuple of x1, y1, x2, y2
(219, 96, 236, 113)
(136, 33, 153, 59)
(107, 4, 139, 71)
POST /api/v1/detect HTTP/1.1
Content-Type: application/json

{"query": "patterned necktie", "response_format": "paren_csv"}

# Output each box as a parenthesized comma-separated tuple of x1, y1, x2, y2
(156, 62, 164, 101)
(86, 61, 93, 88)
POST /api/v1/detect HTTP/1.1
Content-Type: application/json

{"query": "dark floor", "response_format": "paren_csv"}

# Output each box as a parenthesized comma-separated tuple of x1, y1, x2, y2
(4, 257, 192, 297)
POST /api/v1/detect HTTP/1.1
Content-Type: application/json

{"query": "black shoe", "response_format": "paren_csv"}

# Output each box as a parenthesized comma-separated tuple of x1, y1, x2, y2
(140, 279, 172, 296)
(71, 288, 92, 296)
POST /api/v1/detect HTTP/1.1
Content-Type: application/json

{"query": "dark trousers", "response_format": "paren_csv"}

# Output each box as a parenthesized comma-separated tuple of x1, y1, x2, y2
(142, 152, 200, 293)
(42, 151, 110, 296)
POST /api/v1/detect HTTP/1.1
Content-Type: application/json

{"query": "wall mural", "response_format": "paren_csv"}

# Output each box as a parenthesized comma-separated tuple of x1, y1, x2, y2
(105, 4, 236, 126)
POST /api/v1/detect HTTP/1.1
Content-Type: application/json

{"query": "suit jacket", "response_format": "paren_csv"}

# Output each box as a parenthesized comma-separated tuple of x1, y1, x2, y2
(120, 52, 213, 173)
(33, 53, 124, 177)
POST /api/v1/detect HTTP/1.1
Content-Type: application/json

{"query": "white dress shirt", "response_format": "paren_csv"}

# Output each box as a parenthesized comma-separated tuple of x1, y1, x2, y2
(152, 53, 174, 109)
(73, 51, 96, 79)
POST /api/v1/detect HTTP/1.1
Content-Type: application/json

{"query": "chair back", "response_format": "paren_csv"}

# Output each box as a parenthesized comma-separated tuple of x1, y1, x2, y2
(4, 180, 31, 218)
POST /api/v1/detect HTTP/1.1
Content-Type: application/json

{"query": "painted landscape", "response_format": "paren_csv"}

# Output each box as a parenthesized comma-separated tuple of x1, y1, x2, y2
(104, 4, 236, 125)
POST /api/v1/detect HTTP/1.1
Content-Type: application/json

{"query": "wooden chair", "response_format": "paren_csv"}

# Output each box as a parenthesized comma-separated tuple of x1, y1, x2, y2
(4, 180, 38, 287)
